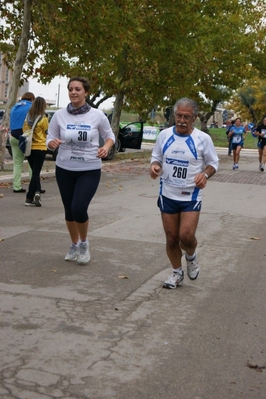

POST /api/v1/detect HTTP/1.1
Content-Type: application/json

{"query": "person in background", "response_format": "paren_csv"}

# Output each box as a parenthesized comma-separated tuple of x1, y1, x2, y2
(254, 116, 266, 172)
(23, 97, 48, 207)
(226, 119, 234, 156)
(46, 76, 115, 265)
(9, 92, 35, 192)
(150, 97, 219, 289)
(227, 117, 247, 170)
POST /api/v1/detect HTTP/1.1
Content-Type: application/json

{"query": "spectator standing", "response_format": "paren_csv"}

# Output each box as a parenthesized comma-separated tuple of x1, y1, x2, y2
(226, 119, 234, 156)
(150, 97, 219, 289)
(254, 116, 266, 172)
(227, 117, 247, 170)
(46, 76, 115, 265)
(23, 97, 48, 207)
(9, 92, 35, 192)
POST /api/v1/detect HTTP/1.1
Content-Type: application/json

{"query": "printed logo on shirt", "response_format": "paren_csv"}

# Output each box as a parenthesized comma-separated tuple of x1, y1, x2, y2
(166, 158, 189, 167)
(172, 150, 185, 155)
(185, 136, 197, 160)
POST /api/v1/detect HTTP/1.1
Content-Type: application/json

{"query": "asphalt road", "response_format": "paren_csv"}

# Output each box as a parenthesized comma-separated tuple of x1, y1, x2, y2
(0, 147, 265, 399)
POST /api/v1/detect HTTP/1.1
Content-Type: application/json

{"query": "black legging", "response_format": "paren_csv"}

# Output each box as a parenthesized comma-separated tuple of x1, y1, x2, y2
(56, 166, 101, 223)
(26, 150, 46, 200)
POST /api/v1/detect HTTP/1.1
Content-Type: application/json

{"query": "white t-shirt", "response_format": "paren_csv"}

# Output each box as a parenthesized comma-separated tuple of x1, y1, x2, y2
(151, 126, 219, 201)
(46, 107, 115, 171)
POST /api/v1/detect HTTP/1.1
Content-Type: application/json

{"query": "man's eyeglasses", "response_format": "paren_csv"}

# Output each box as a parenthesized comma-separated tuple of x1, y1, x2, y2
(175, 113, 194, 121)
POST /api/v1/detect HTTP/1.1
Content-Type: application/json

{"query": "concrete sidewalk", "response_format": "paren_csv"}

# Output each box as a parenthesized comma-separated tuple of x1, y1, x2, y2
(0, 148, 265, 399)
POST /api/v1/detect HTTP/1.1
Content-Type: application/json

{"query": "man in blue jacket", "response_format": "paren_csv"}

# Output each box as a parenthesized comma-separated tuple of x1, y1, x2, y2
(10, 92, 35, 192)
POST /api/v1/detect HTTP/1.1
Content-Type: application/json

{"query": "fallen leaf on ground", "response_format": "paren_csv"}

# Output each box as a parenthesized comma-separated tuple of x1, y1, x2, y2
(0, 182, 10, 188)
(118, 275, 129, 279)
(246, 362, 266, 372)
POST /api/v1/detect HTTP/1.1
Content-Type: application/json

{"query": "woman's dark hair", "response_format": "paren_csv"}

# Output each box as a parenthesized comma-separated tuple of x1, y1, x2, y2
(67, 76, 90, 92)
(28, 97, 46, 119)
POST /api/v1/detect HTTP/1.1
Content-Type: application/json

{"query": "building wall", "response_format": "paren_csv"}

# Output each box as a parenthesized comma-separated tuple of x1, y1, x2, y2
(0, 52, 12, 103)
(0, 52, 29, 104)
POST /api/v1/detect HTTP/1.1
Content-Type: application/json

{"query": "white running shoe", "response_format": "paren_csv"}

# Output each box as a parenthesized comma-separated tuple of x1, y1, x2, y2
(186, 255, 200, 280)
(260, 164, 264, 172)
(163, 271, 184, 289)
(65, 243, 79, 261)
(77, 241, 90, 264)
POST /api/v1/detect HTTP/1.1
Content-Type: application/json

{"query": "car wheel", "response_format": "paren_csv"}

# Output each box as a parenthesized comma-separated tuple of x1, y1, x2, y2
(103, 143, 116, 161)
(7, 147, 12, 157)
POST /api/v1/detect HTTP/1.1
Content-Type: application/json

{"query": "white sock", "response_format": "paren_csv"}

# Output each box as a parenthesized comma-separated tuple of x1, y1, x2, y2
(173, 267, 183, 275)
(186, 253, 196, 261)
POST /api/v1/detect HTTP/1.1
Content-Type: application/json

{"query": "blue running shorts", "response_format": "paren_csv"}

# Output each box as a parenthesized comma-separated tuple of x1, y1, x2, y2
(157, 195, 202, 214)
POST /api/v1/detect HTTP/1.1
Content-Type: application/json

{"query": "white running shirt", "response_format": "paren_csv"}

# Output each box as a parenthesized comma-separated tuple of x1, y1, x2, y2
(151, 126, 219, 201)
(47, 107, 115, 171)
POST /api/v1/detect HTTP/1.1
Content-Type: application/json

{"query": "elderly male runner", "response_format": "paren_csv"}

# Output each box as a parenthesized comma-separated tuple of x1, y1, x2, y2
(150, 98, 219, 288)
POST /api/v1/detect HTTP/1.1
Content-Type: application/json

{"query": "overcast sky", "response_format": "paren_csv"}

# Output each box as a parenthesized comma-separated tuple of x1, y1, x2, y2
(29, 76, 114, 110)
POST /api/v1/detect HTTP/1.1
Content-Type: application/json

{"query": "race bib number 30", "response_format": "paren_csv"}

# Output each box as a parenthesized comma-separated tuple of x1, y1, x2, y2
(65, 124, 92, 144)
(164, 158, 189, 187)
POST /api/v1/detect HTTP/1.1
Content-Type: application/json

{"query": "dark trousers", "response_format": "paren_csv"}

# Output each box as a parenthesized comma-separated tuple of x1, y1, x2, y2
(26, 150, 46, 200)
(228, 136, 233, 155)
(56, 166, 101, 223)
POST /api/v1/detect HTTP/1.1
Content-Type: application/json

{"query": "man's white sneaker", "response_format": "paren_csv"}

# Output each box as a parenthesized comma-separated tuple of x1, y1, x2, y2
(77, 241, 90, 264)
(65, 243, 79, 261)
(186, 255, 200, 280)
(163, 271, 184, 289)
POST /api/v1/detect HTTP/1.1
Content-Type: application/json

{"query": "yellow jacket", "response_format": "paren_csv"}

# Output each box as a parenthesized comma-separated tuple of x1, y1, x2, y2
(23, 116, 48, 151)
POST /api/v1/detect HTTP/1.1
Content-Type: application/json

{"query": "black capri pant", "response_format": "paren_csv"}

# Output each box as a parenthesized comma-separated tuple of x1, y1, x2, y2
(56, 166, 101, 223)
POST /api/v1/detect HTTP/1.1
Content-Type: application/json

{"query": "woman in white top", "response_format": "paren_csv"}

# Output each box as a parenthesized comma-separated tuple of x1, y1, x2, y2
(46, 76, 115, 264)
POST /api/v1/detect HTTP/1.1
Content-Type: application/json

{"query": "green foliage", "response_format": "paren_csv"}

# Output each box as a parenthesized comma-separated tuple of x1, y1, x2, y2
(0, 0, 266, 114)
(226, 76, 266, 124)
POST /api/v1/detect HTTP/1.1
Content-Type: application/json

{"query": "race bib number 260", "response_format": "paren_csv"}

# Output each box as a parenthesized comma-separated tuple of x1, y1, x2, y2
(164, 158, 189, 187)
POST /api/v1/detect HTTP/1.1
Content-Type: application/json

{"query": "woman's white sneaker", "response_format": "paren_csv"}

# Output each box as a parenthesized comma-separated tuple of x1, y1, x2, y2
(65, 244, 79, 261)
(77, 242, 90, 264)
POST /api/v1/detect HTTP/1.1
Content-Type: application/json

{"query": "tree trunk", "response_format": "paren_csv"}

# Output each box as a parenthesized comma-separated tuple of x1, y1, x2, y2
(0, 0, 32, 170)
(198, 113, 212, 133)
(200, 119, 209, 133)
(111, 91, 124, 138)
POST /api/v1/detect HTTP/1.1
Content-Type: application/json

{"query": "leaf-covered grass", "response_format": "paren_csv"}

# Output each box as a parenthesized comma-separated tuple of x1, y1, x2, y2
(114, 150, 152, 161)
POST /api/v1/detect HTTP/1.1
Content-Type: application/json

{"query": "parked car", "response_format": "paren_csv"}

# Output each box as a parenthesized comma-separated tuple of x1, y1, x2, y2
(45, 110, 57, 159)
(5, 133, 12, 157)
(6, 110, 58, 160)
(100, 121, 144, 160)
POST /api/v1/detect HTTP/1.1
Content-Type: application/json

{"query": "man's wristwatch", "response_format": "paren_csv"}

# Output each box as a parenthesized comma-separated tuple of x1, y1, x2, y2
(204, 173, 209, 180)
